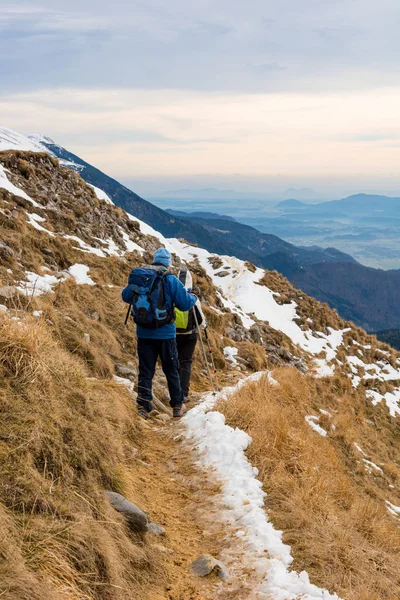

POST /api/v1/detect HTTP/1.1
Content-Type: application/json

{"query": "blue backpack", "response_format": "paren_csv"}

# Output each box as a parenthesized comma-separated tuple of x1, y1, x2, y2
(122, 267, 175, 328)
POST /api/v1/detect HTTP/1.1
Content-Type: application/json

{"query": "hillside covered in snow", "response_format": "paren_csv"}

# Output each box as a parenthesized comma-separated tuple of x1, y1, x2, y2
(0, 132, 399, 600)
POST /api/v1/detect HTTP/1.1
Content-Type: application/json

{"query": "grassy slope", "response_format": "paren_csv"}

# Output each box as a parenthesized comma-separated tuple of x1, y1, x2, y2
(220, 372, 400, 600)
(0, 314, 159, 599)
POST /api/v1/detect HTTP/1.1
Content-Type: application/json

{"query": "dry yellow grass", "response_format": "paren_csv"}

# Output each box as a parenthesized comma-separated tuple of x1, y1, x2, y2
(0, 313, 162, 600)
(219, 369, 400, 600)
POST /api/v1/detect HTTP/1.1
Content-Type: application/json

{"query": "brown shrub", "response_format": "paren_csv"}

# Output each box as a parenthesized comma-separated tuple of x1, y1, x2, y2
(237, 342, 267, 371)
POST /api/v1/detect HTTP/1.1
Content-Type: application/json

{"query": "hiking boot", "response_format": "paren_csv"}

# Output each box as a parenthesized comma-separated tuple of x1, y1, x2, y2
(173, 406, 185, 418)
(138, 407, 150, 420)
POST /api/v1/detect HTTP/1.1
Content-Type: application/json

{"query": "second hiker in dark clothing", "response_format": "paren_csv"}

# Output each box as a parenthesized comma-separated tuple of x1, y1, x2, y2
(175, 269, 206, 401)
(122, 248, 196, 419)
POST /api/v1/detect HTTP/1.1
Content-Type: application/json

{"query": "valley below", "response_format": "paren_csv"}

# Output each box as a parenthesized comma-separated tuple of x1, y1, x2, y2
(153, 194, 400, 270)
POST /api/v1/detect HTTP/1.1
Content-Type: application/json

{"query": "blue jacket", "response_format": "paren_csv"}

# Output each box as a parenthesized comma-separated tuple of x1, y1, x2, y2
(122, 269, 197, 339)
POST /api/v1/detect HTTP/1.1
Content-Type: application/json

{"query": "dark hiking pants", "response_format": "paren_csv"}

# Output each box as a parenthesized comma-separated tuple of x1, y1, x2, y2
(176, 334, 198, 398)
(137, 338, 184, 413)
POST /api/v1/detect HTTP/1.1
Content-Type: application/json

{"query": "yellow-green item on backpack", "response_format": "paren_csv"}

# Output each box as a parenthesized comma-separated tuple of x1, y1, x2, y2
(175, 308, 189, 329)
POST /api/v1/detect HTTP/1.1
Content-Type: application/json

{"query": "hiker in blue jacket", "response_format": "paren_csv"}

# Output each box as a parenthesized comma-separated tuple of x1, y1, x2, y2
(122, 248, 196, 419)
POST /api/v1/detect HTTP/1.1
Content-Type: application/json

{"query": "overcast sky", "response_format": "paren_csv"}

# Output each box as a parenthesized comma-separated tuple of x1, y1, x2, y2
(2, 0, 400, 197)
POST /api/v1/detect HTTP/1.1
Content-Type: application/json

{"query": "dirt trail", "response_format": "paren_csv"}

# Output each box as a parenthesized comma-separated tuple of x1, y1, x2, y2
(128, 397, 258, 600)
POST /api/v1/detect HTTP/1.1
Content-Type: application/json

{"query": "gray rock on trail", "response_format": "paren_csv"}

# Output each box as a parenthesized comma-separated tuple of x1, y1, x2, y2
(190, 555, 230, 582)
(105, 491, 148, 534)
(105, 491, 165, 537)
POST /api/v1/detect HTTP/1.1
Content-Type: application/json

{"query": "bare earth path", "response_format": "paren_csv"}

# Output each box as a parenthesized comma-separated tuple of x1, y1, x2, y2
(130, 402, 259, 600)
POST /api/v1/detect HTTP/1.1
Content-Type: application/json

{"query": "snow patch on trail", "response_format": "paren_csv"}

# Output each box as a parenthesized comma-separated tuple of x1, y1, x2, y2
(120, 228, 145, 255)
(345, 352, 400, 416)
(184, 374, 342, 600)
(16, 272, 60, 296)
(362, 459, 383, 475)
(366, 389, 400, 418)
(64, 235, 106, 257)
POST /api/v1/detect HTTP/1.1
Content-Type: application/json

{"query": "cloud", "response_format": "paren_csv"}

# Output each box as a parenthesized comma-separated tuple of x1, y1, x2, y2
(1, 1, 400, 93)
(1, 1, 400, 196)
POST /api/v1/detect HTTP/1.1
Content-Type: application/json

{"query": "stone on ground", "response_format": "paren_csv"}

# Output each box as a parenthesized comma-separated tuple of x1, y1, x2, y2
(105, 491, 148, 534)
(190, 554, 230, 581)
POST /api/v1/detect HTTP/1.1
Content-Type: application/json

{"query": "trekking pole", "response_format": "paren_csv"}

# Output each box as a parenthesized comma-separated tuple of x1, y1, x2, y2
(204, 326, 220, 391)
(124, 303, 132, 326)
(193, 309, 216, 395)
(204, 327, 217, 373)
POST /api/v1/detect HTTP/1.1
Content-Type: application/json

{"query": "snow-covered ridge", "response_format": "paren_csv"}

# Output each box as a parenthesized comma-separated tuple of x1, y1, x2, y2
(0, 126, 46, 153)
(28, 133, 56, 145)
(0, 152, 146, 293)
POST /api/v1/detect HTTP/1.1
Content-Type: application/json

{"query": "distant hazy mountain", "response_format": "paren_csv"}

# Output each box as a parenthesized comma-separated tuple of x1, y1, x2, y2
(164, 212, 355, 270)
(159, 187, 318, 201)
(279, 193, 400, 217)
(160, 187, 251, 200)
(276, 199, 308, 211)
(167, 209, 237, 221)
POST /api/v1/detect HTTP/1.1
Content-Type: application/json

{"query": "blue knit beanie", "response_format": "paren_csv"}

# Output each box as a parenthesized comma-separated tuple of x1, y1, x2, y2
(153, 247, 172, 267)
